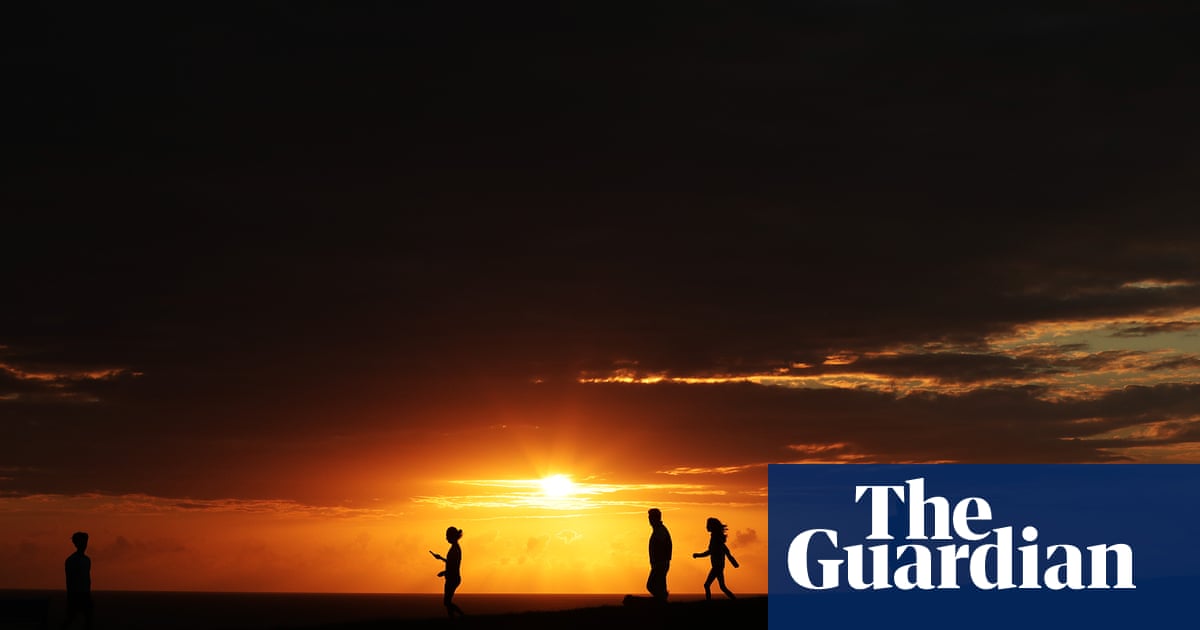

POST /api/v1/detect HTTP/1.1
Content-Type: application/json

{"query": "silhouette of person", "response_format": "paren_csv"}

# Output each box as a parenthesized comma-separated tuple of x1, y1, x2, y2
(646, 508, 672, 601)
(692, 517, 738, 600)
(61, 531, 92, 630)
(429, 526, 465, 618)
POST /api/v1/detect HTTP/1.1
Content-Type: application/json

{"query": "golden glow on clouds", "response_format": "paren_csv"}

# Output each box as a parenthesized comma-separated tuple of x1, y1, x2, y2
(1100, 442, 1200, 462)
(0, 356, 140, 402)
(1077, 418, 1200, 442)
(789, 442, 850, 455)
(990, 307, 1200, 349)
(577, 370, 742, 385)
(658, 463, 766, 476)
(0, 362, 135, 383)
(1120, 279, 1197, 290)
(413, 475, 764, 513)
(821, 353, 857, 366)
(578, 308, 1200, 401)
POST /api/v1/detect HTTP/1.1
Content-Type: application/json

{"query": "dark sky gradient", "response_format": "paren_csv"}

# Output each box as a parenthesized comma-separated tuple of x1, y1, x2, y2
(5, 3, 1200, 507)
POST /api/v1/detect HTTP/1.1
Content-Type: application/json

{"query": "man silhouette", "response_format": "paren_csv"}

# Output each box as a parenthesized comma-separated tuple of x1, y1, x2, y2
(646, 508, 672, 601)
(62, 531, 92, 630)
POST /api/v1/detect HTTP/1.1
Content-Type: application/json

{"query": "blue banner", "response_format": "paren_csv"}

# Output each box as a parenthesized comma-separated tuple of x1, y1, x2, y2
(768, 464, 1200, 628)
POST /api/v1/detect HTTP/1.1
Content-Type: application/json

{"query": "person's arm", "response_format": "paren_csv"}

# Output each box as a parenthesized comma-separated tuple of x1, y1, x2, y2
(725, 545, 739, 568)
(430, 550, 446, 562)
(693, 548, 711, 559)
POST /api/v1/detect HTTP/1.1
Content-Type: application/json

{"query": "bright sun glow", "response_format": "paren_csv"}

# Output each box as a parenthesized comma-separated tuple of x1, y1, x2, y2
(540, 474, 577, 498)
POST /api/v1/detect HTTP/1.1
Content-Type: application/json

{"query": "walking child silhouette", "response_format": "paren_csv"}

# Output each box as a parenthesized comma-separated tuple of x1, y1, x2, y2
(692, 517, 738, 600)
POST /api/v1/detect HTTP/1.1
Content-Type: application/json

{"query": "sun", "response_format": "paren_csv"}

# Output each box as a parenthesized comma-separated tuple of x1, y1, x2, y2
(540, 474, 577, 499)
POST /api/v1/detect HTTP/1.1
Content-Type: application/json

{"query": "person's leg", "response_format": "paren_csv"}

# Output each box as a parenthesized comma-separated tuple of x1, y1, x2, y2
(716, 571, 735, 599)
(444, 578, 464, 617)
(647, 564, 668, 600)
(704, 569, 717, 600)
(646, 567, 659, 598)
(61, 597, 85, 630)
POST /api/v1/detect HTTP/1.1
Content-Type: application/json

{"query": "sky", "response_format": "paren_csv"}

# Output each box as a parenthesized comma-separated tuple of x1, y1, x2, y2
(3, 3, 1200, 594)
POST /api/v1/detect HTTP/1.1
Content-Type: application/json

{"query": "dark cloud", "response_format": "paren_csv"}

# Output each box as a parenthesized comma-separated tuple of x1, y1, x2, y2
(1147, 357, 1200, 372)
(1111, 321, 1200, 337)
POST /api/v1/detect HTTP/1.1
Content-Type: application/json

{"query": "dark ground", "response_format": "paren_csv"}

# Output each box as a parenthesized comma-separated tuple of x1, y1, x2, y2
(283, 597, 766, 630)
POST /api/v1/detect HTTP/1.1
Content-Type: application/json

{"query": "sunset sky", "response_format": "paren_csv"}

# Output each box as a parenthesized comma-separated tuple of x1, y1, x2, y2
(4, 3, 1200, 594)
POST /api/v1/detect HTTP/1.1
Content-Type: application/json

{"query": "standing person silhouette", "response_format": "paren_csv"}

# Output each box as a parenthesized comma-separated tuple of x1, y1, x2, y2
(61, 531, 92, 630)
(692, 517, 739, 600)
(429, 526, 465, 618)
(646, 508, 672, 601)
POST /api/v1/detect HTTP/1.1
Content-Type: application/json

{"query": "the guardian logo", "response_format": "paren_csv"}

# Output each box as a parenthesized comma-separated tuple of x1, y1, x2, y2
(787, 477, 1135, 591)
(770, 465, 1200, 629)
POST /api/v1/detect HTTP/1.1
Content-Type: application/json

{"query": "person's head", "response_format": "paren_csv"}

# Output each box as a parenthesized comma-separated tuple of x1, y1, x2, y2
(648, 508, 663, 526)
(71, 531, 89, 552)
(445, 526, 463, 543)
(705, 517, 727, 534)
